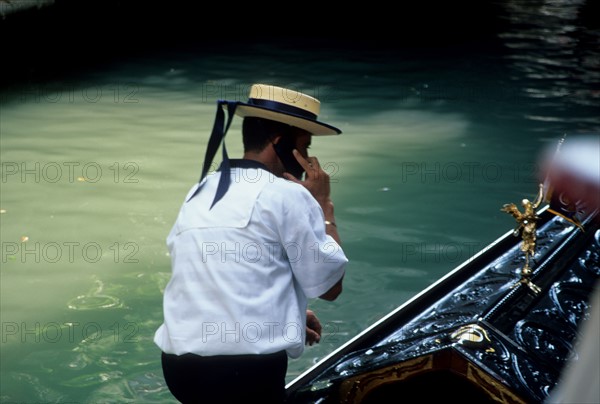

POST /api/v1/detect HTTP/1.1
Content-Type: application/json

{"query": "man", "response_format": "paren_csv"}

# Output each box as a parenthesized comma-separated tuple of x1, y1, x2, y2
(154, 84, 348, 403)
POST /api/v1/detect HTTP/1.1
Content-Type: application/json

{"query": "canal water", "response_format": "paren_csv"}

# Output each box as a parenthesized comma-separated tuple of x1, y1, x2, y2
(1, 1, 598, 402)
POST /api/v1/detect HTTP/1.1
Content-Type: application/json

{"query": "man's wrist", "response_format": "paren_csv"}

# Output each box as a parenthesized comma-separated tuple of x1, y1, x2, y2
(320, 198, 335, 217)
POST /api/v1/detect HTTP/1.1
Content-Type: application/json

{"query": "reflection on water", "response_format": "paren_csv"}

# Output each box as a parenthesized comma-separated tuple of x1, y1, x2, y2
(1, 1, 598, 402)
(499, 0, 600, 131)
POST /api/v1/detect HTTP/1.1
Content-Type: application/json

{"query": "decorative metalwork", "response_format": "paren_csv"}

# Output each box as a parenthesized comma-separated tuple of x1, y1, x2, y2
(451, 324, 491, 345)
(501, 183, 545, 294)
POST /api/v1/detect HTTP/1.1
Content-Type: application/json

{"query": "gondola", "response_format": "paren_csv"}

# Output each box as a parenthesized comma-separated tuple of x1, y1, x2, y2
(285, 190, 600, 403)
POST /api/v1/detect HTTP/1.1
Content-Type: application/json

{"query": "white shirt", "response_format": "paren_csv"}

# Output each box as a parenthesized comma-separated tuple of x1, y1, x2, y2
(154, 162, 347, 358)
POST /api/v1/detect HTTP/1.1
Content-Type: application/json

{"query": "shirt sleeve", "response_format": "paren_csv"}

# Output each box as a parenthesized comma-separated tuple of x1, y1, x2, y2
(272, 183, 348, 299)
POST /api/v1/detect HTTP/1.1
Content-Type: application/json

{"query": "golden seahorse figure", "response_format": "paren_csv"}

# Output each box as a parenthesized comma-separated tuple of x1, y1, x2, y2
(501, 183, 545, 294)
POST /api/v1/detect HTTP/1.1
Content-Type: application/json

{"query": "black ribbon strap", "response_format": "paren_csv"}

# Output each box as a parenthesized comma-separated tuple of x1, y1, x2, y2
(186, 100, 239, 207)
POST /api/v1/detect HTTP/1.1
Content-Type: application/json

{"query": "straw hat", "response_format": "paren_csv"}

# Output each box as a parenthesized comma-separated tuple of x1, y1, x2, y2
(187, 83, 341, 206)
(235, 84, 342, 135)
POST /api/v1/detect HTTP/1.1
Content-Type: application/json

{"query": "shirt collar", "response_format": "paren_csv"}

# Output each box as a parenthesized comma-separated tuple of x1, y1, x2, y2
(224, 159, 270, 172)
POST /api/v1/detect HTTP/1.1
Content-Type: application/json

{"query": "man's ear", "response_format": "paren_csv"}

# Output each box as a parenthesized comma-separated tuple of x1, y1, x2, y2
(271, 135, 282, 145)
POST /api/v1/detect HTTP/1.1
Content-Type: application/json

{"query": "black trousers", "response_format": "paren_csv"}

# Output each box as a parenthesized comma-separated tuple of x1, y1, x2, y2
(161, 351, 288, 403)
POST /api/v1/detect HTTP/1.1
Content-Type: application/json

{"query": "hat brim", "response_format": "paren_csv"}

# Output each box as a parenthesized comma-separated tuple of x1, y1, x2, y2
(235, 104, 341, 136)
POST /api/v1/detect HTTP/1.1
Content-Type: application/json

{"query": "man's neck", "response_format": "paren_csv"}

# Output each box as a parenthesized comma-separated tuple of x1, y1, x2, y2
(243, 150, 282, 176)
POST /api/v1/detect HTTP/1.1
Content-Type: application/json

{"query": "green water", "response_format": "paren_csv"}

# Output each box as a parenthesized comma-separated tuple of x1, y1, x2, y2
(1, 3, 599, 403)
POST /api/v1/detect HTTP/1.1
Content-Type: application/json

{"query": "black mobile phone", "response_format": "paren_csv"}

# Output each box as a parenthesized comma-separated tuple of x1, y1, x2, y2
(273, 136, 305, 180)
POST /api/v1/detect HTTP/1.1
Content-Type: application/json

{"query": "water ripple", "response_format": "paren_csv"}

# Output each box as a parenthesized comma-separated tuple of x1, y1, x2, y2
(67, 278, 124, 310)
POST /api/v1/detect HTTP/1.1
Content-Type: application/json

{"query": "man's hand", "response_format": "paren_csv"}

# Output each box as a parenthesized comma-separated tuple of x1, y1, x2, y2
(305, 309, 322, 346)
(283, 149, 331, 206)
(283, 149, 342, 246)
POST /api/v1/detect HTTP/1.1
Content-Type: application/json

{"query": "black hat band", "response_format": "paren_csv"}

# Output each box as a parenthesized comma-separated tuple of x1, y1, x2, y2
(247, 98, 318, 121)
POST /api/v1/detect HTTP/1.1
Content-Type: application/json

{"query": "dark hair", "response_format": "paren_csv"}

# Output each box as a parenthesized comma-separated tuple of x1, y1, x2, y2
(242, 117, 296, 152)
